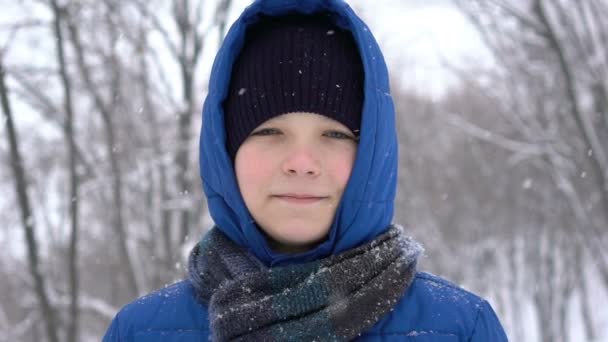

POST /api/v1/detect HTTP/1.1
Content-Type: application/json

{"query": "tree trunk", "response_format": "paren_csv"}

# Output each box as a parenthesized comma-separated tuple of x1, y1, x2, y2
(136, 24, 174, 286)
(532, 224, 557, 342)
(174, 0, 197, 248)
(535, 0, 608, 238)
(507, 239, 524, 341)
(66, 14, 139, 300)
(557, 236, 575, 342)
(578, 250, 597, 341)
(1, 59, 59, 342)
(173, 0, 234, 248)
(49, 2, 80, 342)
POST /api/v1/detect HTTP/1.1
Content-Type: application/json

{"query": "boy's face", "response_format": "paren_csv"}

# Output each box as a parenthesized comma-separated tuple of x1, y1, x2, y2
(235, 112, 358, 254)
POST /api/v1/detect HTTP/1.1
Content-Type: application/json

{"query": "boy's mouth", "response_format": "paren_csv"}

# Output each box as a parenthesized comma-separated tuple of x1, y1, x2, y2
(273, 193, 328, 204)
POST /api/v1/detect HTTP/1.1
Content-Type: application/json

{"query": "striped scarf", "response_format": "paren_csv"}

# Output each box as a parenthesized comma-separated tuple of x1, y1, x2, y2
(188, 225, 422, 341)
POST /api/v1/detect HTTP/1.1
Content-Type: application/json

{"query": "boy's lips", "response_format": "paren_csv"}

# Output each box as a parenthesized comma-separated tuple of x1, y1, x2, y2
(273, 193, 328, 204)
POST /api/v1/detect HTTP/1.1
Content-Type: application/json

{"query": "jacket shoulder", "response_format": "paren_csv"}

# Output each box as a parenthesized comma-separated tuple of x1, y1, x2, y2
(413, 272, 486, 308)
(102, 280, 209, 342)
(361, 272, 508, 341)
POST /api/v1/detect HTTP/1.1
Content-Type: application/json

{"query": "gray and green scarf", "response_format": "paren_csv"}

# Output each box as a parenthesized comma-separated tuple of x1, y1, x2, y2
(188, 225, 422, 341)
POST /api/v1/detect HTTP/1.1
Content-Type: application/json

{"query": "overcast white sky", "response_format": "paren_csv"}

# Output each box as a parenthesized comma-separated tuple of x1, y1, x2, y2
(356, 0, 492, 95)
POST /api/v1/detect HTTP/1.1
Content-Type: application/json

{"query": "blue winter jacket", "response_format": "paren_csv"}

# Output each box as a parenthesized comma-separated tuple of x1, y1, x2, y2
(104, 0, 509, 340)
(104, 272, 507, 341)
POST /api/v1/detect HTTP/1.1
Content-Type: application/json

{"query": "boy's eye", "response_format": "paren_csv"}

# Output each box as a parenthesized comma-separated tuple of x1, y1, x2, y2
(324, 130, 357, 141)
(250, 128, 281, 136)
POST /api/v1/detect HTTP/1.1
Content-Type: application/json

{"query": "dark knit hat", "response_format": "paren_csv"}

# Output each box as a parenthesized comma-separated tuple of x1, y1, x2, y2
(223, 13, 364, 159)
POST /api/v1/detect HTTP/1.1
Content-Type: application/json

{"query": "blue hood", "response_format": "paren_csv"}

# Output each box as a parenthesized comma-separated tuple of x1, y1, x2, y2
(199, 0, 398, 266)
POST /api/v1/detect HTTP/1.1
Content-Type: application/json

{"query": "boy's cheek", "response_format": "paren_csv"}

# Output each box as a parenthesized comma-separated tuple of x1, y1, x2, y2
(241, 154, 273, 176)
(329, 157, 356, 187)
(237, 153, 277, 190)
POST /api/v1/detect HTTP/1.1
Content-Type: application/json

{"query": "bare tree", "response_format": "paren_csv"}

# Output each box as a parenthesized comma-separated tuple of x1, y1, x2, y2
(0, 0, 239, 339)
(65, 1, 141, 300)
(453, 0, 608, 340)
(131, 0, 233, 281)
(49, 0, 81, 341)
(1, 53, 59, 342)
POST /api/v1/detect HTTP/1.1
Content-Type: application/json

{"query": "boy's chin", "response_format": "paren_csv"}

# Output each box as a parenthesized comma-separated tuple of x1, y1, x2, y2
(262, 225, 330, 254)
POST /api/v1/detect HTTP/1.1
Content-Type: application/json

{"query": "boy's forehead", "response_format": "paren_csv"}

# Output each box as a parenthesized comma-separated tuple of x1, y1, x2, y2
(261, 112, 348, 125)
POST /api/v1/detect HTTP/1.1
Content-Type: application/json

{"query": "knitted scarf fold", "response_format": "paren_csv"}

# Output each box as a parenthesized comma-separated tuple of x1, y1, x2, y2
(188, 225, 422, 341)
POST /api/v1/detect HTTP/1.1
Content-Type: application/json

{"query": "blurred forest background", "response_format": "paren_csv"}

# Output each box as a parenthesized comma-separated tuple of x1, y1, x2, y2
(1, 0, 607, 341)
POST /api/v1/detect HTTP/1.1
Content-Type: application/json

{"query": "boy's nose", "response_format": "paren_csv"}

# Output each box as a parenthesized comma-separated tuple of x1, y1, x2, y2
(281, 148, 321, 177)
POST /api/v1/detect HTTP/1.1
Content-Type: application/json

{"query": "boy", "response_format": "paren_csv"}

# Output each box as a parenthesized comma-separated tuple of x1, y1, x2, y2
(104, 0, 508, 340)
